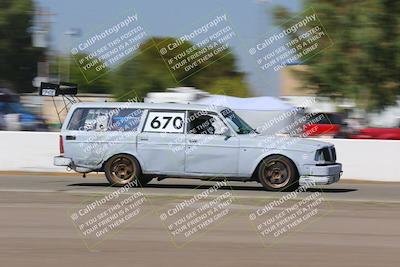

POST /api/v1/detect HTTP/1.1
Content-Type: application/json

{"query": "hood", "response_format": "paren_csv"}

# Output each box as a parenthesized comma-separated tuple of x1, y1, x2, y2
(241, 134, 332, 153)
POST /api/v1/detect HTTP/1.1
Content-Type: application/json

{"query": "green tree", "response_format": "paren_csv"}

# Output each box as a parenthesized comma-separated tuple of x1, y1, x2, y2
(112, 37, 251, 100)
(69, 54, 111, 94)
(273, 0, 400, 111)
(0, 0, 44, 92)
(50, 54, 111, 94)
(112, 39, 177, 100)
(208, 76, 251, 97)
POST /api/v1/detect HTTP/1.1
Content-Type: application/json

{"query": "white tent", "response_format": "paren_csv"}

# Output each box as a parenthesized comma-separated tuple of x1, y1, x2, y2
(196, 95, 294, 111)
(195, 95, 302, 136)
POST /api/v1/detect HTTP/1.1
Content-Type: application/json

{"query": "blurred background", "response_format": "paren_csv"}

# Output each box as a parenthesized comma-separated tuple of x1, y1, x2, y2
(0, 0, 399, 139)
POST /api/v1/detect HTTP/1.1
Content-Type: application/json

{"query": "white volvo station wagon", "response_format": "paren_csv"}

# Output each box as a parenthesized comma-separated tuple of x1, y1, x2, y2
(54, 102, 342, 191)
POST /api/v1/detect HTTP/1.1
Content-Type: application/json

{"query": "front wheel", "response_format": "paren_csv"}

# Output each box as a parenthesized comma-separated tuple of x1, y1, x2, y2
(257, 155, 299, 191)
(105, 154, 148, 187)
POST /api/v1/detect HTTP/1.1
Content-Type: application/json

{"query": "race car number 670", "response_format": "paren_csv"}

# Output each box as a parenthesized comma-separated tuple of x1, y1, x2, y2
(144, 112, 185, 133)
(151, 116, 183, 129)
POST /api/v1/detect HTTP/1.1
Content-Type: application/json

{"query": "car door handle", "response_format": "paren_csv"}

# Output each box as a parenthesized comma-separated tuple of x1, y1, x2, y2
(66, 135, 76, 140)
(139, 137, 149, 141)
(189, 139, 198, 143)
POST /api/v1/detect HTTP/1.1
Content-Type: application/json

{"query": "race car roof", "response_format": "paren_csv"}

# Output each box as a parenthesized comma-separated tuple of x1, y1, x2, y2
(70, 101, 228, 112)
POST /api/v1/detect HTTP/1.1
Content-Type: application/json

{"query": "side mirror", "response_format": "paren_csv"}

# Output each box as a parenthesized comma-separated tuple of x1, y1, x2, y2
(221, 127, 231, 139)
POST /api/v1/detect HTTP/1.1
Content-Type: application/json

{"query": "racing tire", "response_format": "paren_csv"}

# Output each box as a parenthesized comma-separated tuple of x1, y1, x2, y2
(257, 155, 299, 192)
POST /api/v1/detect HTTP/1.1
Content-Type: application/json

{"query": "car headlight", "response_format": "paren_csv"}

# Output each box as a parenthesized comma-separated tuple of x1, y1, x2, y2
(315, 149, 325, 162)
(315, 147, 336, 163)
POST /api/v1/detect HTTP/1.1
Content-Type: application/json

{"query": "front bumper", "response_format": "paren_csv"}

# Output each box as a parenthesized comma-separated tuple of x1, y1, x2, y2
(54, 156, 72, 166)
(299, 163, 342, 186)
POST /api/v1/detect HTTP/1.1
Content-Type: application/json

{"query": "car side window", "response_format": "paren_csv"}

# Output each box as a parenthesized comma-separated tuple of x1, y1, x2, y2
(187, 111, 227, 135)
(143, 111, 185, 133)
(109, 109, 143, 131)
(67, 108, 143, 132)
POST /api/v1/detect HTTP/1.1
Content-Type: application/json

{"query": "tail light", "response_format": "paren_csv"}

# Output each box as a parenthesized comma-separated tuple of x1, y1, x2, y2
(59, 135, 64, 155)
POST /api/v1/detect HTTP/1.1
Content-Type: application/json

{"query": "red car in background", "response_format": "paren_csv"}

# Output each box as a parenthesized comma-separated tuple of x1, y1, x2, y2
(303, 112, 400, 140)
(303, 113, 348, 138)
(350, 127, 400, 140)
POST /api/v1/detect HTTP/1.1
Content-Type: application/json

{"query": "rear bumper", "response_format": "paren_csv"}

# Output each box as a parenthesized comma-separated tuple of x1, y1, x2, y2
(54, 156, 72, 167)
(299, 163, 342, 186)
(53, 156, 93, 173)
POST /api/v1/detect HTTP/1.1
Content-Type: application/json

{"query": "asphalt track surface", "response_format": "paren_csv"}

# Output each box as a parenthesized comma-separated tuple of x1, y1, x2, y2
(0, 174, 399, 267)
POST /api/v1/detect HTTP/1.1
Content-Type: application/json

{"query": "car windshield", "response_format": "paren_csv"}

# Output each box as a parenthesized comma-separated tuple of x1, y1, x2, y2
(221, 108, 257, 134)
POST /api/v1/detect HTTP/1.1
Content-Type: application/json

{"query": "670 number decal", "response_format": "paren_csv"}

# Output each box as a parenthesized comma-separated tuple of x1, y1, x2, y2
(144, 112, 185, 133)
(151, 116, 183, 130)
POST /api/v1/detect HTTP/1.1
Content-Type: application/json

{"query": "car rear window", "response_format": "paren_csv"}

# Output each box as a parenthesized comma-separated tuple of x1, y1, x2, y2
(67, 108, 143, 131)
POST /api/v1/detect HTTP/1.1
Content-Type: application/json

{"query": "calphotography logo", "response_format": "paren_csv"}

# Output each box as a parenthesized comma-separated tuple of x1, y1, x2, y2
(71, 9, 151, 83)
(248, 182, 333, 248)
(157, 179, 239, 248)
(248, 7, 333, 75)
(68, 181, 151, 249)
(156, 10, 238, 82)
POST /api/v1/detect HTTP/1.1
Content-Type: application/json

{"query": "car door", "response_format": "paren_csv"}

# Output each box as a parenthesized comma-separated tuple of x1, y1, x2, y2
(185, 111, 239, 175)
(137, 110, 186, 174)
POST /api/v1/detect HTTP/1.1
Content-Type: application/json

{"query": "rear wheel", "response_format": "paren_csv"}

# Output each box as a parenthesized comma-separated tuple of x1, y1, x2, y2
(105, 154, 150, 187)
(257, 155, 299, 191)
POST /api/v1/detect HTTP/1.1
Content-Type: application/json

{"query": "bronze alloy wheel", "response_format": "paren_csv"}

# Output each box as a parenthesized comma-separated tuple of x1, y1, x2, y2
(111, 157, 134, 181)
(258, 155, 299, 191)
(105, 154, 141, 186)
